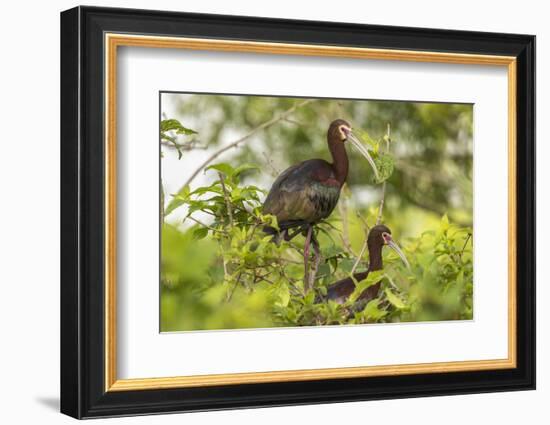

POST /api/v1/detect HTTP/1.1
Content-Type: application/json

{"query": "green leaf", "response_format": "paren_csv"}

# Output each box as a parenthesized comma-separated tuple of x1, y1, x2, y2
(372, 152, 394, 183)
(384, 288, 406, 309)
(275, 283, 290, 308)
(164, 186, 191, 216)
(190, 182, 223, 196)
(160, 119, 198, 135)
(349, 270, 384, 303)
(205, 163, 235, 177)
(304, 291, 315, 305)
(354, 128, 379, 150)
(362, 299, 388, 320)
(192, 227, 209, 240)
(232, 164, 260, 182)
(440, 214, 450, 232)
(339, 258, 356, 273)
(322, 245, 345, 258)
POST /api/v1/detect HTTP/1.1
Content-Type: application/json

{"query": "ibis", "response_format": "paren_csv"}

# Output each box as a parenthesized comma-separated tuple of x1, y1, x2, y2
(262, 119, 380, 288)
(324, 224, 409, 304)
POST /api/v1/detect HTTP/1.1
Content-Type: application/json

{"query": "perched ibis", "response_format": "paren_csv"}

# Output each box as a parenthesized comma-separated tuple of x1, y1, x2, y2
(323, 224, 409, 304)
(262, 119, 380, 288)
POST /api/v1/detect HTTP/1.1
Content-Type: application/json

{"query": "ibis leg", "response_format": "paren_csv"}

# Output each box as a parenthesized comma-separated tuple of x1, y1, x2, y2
(303, 225, 313, 291)
(308, 231, 321, 291)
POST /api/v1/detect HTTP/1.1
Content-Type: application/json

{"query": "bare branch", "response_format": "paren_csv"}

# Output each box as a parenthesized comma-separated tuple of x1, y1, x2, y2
(356, 212, 371, 234)
(308, 252, 321, 291)
(459, 233, 472, 258)
(350, 232, 368, 275)
(226, 272, 242, 302)
(218, 172, 234, 227)
(261, 151, 281, 177)
(179, 99, 314, 190)
(376, 123, 391, 225)
(161, 139, 206, 151)
(376, 182, 386, 225)
(186, 216, 228, 235)
(283, 117, 304, 126)
(337, 187, 355, 255)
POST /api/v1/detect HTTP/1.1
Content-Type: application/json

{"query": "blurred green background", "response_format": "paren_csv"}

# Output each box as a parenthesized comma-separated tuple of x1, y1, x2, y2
(160, 94, 473, 332)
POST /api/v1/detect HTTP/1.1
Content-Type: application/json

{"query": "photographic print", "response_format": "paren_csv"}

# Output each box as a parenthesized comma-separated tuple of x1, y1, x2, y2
(160, 93, 474, 332)
(61, 9, 535, 417)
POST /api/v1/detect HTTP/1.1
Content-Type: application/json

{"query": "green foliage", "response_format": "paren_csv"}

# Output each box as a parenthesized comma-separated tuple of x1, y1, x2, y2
(160, 118, 198, 135)
(159, 97, 474, 331)
(160, 118, 198, 159)
(354, 127, 395, 183)
(372, 152, 394, 184)
(392, 216, 474, 322)
(161, 162, 473, 330)
(349, 270, 384, 303)
(166, 94, 473, 225)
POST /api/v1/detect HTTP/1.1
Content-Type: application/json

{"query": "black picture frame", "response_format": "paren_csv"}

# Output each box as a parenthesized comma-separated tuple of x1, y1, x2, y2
(60, 5, 536, 419)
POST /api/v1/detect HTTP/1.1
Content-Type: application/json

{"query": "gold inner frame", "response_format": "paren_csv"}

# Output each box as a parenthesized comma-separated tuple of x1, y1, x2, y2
(104, 33, 517, 392)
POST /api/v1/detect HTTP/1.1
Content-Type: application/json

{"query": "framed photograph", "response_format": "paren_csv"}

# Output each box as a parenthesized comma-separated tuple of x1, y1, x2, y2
(60, 6, 535, 419)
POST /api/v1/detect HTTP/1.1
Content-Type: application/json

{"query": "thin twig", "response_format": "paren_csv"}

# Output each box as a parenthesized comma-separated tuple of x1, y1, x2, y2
(261, 151, 281, 177)
(376, 182, 386, 225)
(226, 272, 242, 302)
(384, 272, 404, 294)
(179, 99, 314, 190)
(222, 257, 228, 279)
(460, 233, 472, 258)
(283, 117, 304, 126)
(161, 139, 206, 151)
(218, 172, 234, 227)
(307, 234, 321, 291)
(338, 188, 354, 255)
(356, 212, 371, 234)
(350, 233, 369, 276)
(376, 123, 391, 225)
(385, 122, 391, 152)
(308, 255, 321, 291)
(186, 216, 228, 234)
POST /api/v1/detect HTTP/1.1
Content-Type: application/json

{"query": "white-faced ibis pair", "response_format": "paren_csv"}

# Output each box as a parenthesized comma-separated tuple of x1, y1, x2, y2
(262, 119, 381, 290)
(263, 118, 408, 299)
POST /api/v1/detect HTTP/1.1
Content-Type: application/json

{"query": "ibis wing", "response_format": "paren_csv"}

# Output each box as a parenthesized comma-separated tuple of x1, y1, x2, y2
(262, 161, 322, 225)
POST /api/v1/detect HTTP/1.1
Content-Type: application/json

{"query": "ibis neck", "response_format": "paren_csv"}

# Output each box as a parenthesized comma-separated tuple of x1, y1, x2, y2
(328, 137, 349, 186)
(367, 243, 383, 271)
(350, 243, 383, 282)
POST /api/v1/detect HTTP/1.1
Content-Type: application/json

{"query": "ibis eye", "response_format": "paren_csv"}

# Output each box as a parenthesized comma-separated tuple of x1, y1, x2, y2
(339, 125, 351, 140)
(382, 232, 391, 243)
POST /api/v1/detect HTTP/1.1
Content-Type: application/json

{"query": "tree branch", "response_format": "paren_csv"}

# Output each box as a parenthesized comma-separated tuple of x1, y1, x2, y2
(337, 187, 355, 255)
(376, 182, 386, 225)
(161, 139, 206, 151)
(350, 231, 368, 276)
(218, 172, 234, 227)
(186, 216, 228, 234)
(179, 99, 314, 190)
(376, 123, 391, 225)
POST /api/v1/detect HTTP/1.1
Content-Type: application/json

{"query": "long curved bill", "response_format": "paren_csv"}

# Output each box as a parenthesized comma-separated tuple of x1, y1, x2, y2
(387, 239, 411, 270)
(348, 132, 380, 181)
